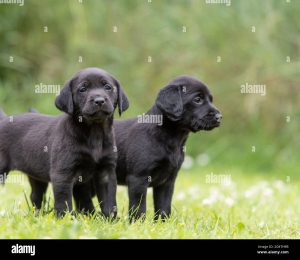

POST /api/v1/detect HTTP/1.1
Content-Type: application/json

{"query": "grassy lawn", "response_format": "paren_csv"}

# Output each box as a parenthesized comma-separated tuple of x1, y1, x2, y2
(0, 166, 299, 239)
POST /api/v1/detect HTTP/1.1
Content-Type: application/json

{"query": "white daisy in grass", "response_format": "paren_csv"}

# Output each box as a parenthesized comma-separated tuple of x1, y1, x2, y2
(176, 192, 186, 200)
(244, 187, 257, 198)
(187, 185, 200, 199)
(224, 197, 235, 207)
(209, 186, 224, 201)
(259, 221, 265, 228)
(181, 155, 194, 169)
(196, 153, 210, 167)
(202, 198, 213, 205)
(273, 180, 285, 191)
(202, 186, 225, 205)
(261, 187, 273, 200)
(0, 209, 6, 217)
(244, 182, 265, 198)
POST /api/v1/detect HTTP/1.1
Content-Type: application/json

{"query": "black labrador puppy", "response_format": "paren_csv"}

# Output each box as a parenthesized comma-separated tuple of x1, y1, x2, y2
(113, 75, 222, 221)
(0, 68, 129, 217)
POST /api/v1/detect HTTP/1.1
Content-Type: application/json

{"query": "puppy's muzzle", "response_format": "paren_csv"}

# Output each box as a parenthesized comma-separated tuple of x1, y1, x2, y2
(94, 97, 105, 107)
(82, 94, 113, 121)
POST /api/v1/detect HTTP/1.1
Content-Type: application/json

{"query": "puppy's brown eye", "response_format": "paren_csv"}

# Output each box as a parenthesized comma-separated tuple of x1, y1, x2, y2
(104, 84, 112, 91)
(194, 97, 201, 103)
(79, 87, 87, 93)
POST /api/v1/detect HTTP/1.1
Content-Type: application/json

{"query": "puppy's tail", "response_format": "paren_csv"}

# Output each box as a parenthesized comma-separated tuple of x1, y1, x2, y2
(28, 107, 38, 113)
(0, 108, 7, 120)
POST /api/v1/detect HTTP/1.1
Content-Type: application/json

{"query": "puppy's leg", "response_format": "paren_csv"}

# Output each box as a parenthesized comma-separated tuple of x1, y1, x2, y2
(153, 176, 177, 221)
(28, 177, 48, 210)
(73, 182, 95, 214)
(93, 166, 117, 218)
(127, 175, 148, 222)
(51, 176, 73, 216)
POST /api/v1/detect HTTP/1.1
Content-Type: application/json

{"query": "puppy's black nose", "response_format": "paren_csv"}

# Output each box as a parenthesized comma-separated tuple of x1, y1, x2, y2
(214, 113, 222, 122)
(94, 97, 105, 106)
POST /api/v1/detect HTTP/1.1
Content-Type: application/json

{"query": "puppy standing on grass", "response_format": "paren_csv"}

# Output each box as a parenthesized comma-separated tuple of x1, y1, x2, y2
(112, 75, 222, 221)
(0, 68, 129, 217)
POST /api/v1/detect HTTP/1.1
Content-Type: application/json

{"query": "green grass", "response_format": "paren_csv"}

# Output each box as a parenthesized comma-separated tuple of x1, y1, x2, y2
(1, 166, 299, 239)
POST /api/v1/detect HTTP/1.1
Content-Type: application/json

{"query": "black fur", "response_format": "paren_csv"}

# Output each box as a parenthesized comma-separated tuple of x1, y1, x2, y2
(0, 67, 129, 217)
(113, 75, 222, 221)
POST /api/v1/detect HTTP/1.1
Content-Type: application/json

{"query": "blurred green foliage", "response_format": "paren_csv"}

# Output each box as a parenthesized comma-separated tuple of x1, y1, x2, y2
(0, 0, 299, 173)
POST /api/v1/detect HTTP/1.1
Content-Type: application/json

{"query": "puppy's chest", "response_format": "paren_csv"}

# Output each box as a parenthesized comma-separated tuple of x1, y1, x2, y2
(168, 149, 185, 168)
(88, 140, 104, 163)
(163, 141, 185, 169)
(86, 134, 114, 163)
(149, 153, 184, 186)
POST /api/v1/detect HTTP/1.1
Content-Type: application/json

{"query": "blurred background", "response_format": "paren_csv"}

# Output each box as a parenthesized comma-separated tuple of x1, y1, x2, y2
(0, 0, 299, 178)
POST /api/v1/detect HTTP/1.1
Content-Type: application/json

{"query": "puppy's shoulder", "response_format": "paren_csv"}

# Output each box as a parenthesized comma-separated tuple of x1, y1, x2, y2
(114, 117, 137, 126)
(0, 112, 61, 128)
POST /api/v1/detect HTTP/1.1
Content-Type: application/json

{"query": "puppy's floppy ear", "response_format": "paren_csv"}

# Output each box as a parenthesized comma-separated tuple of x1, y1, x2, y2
(55, 79, 74, 115)
(115, 80, 129, 116)
(155, 85, 183, 121)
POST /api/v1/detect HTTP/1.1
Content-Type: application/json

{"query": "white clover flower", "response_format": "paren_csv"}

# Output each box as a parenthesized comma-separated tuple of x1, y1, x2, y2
(196, 153, 210, 166)
(202, 198, 213, 205)
(176, 192, 186, 200)
(182, 155, 194, 169)
(273, 180, 285, 191)
(259, 221, 265, 228)
(224, 197, 235, 206)
(261, 188, 273, 199)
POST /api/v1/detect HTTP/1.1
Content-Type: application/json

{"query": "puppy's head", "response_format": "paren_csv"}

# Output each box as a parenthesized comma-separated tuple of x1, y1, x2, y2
(155, 75, 222, 132)
(55, 68, 129, 122)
